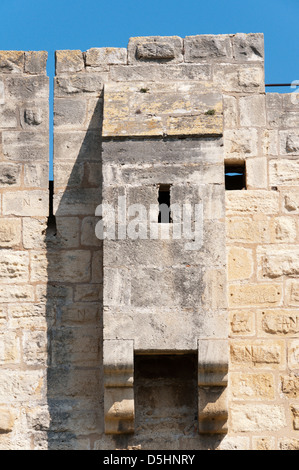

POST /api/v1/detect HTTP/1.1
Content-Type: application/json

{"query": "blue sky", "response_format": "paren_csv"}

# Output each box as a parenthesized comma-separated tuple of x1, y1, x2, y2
(0, 0, 298, 178)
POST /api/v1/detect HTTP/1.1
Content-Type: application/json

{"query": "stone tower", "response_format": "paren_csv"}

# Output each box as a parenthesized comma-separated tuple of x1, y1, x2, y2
(0, 34, 298, 450)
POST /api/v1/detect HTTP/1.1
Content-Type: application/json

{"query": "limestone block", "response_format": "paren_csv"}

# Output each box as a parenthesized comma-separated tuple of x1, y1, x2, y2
(279, 439, 299, 451)
(291, 406, 299, 430)
(24, 51, 48, 74)
(259, 310, 299, 337)
(280, 130, 299, 155)
(229, 311, 255, 336)
(22, 217, 47, 249)
(257, 245, 299, 279)
(228, 246, 253, 281)
(0, 163, 21, 187)
(239, 95, 266, 127)
(223, 95, 238, 128)
(0, 103, 18, 128)
(232, 33, 264, 61)
(286, 280, 299, 306)
(104, 267, 131, 306)
(22, 330, 47, 366)
(230, 340, 285, 368)
(230, 373, 275, 400)
(21, 105, 47, 129)
(54, 188, 101, 216)
(51, 326, 100, 366)
(5, 75, 48, 100)
(262, 129, 278, 156)
(269, 159, 299, 186)
(2, 131, 49, 162)
(226, 191, 279, 215)
(231, 405, 286, 432)
(128, 36, 183, 64)
(81, 216, 99, 246)
(3, 190, 48, 217)
(213, 64, 264, 93)
(0, 285, 34, 303)
(270, 216, 297, 243)
(246, 157, 268, 189)
(109, 63, 212, 82)
(31, 250, 91, 283)
(224, 128, 258, 158)
(8, 303, 48, 329)
(55, 50, 84, 74)
(0, 51, 24, 73)
(104, 309, 227, 351)
(0, 370, 45, 402)
(53, 161, 84, 189)
(54, 130, 102, 161)
(252, 438, 275, 451)
(202, 269, 227, 309)
(74, 284, 102, 302)
(229, 284, 282, 307)
(54, 98, 87, 127)
(184, 35, 233, 62)
(24, 163, 48, 188)
(47, 368, 99, 399)
(0, 331, 20, 364)
(288, 340, 299, 370)
(0, 409, 15, 433)
(51, 216, 80, 248)
(86, 47, 127, 66)
(54, 73, 105, 96)
(226, 216, 270, 243)
(102, 82, 223, 137)
(61, 303, 100, 324)
(0, 250, 29, 283)
(281, 374, 299, 398)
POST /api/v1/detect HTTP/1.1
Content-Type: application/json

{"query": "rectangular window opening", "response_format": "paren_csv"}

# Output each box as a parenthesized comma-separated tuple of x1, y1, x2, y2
(134, 353, 198, 442)
(158, 184, 172, 223)
(225, 162, 246, 190)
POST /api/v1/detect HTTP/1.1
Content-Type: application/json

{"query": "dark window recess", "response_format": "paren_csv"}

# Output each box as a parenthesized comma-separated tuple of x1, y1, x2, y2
(225, 163, 246, 190)
(158, 184, 172, 223)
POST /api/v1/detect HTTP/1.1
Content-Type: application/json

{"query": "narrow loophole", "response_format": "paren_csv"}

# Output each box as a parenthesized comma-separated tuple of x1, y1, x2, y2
(158, 184, 172, 223)
(225, 162, 246, 190)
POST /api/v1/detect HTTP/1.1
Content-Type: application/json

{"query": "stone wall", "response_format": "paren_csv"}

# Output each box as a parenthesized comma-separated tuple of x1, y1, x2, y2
(0, 34, 299, 450)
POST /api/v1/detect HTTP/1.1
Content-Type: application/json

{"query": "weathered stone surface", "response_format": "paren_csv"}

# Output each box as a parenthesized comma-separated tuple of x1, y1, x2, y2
(288, 340, 299, 370)
(0, 163, 21, 187)
(2, 131, 49, 161)
(0, 51, 24, 73)
(257, 245, 299, 279)
(260, 310, 299, 336)
(54, 73, 105, 96)
(0, 251, 29, 283)
(224, 128, 258, 158)
(226, 191, 279, 214)
(128, 36, 183, 64)
(0, 285, 34, 303)
(184, 35, 233, 62)
(103, 82, 223, 137)
(229, 311, 255, 336)
(281, 374, 299, 398)
(232, 33, 264, 61)
(0, 409, 15, 433)
(86, 47, 127, 66)
(228, 247, 253, 281)
(239, 95, 266, 127)
(231, 405, 286, 432)
(55, 50, 84, 74)
(230, 340, 284, 368)
(5, 75, 48, 100)
(0, 218, 21, 247)
(230, 373, 275, 400)
(25, 51, 48, 74)
(110, 63, 212, 82)
(229, 284, 282, 307)
(3, 190, 48, 217)
(54, 98, 87, 127)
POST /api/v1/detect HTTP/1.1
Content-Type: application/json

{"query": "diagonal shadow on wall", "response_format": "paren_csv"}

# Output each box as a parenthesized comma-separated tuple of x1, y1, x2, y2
(45, 93, 104, 450)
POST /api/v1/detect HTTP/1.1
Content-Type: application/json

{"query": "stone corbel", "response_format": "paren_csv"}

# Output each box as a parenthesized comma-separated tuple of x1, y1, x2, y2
(198, 339, 229, 435)
(103, 339, 135, 434)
